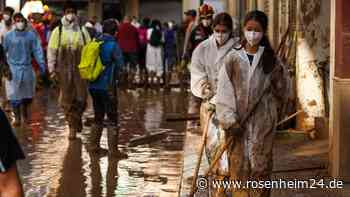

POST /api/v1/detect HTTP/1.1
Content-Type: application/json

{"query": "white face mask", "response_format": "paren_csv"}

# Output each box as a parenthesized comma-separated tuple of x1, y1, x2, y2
(168, 22, 174, 29)
(15, 22, 25, 30)
(244, 30, 263, 46)
(202, 19, 211, 27)
(214, 32, 230, 45)
(3, 14, 10, 21)
(66, 14, 75, 22)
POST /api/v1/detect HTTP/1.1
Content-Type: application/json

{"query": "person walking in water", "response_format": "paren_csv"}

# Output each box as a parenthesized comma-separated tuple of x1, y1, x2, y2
(146, 19, 164, 87)
(47, 2, 91, 139)
(117, 16, 140, 87)
(0, 7, 15, 112)
(3, 13, 46, 126)
(190, 14, 239, 196)
(88, 19, 127, 158)
(216, 10, 290, 196)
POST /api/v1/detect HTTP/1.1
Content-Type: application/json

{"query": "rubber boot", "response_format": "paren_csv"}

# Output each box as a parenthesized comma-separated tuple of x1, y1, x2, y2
(20, 103, 30, 125)
(76, 117, 83, 133)
(107, 125, 127, 159)
(164, 73, 171, 90)
(12, 106, 21, 127)
(88, 124, 108, 155)
(68, 123, 77, 140)
(128, 70, 136, 89)
(67, 115, 77, 140)
(155, 76, 161, 89)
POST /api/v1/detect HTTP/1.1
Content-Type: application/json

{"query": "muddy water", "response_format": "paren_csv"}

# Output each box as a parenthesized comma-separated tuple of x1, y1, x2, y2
(15, 88, 188, 197)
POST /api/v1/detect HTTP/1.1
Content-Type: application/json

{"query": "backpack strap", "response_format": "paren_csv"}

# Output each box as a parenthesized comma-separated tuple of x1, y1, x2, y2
(55, 24, 62, 66)
(80, 26, 87, 45)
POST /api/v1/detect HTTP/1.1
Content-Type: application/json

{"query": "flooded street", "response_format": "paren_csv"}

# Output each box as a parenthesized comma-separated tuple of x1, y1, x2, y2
(14, 88, 189, 197)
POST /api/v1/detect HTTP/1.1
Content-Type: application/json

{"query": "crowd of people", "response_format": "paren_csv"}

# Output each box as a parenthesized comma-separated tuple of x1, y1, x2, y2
(0, 1, 291, 196)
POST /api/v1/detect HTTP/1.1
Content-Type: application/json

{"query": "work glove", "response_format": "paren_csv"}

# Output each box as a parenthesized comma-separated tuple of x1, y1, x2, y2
(201, 82, 214, 101)
(229, 121, 241, 134)
(49, 71, 59, 87)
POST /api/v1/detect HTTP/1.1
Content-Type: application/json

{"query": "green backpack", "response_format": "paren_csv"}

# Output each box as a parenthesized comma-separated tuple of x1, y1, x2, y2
(78, 39, 105, 82)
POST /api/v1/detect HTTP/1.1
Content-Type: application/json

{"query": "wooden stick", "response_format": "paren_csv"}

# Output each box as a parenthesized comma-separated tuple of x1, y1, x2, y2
(277, 110, 304, 126)
(189, 111, 213, 197)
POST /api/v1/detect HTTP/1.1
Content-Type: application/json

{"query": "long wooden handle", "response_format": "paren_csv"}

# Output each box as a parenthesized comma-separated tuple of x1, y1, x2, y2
(277, 110, 303, 126)
(189, 111, 213, 197)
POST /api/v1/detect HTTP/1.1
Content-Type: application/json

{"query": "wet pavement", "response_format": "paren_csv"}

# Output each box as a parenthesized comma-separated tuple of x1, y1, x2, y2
(13, 88, 189, 197)
(9, 87, 350, 197)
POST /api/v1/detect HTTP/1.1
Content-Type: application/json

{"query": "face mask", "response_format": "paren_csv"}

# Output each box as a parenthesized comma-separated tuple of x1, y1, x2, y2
(168, 22, 174, 29)
(202, 19, 211, 27)
(214, 32, 230, 45)
(15, 22, 25, 30)
(3, 14, 10, 21)
(66, 14, 75, 22)
(244, 31, 263, 46)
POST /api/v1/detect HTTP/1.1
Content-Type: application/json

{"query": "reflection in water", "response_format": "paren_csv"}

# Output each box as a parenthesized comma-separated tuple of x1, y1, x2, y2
(16, 88, 188, 196)
(57, 139, 86, 197)
(144, 99, 163, 132)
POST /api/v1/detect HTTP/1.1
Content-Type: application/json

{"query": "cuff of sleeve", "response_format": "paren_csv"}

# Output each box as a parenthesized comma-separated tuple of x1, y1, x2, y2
(48, 64, 55, 73)
(220, 113, 238, 130)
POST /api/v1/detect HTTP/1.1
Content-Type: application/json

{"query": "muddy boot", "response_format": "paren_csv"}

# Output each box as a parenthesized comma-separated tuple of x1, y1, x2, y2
(129, 71, 136, 89)
(143, 71, 149, 88)
(76, 117, 83, 133)
(68, 123, 77, 140)
(164, 73, 171, 90)
(88, 124, 108, 155)
(20, 103, 30, 125)
(12, 107, 21, 127)
(67, 116, 77, 140)
(107, 125, 127, 159)
(155, 77, 161, 89)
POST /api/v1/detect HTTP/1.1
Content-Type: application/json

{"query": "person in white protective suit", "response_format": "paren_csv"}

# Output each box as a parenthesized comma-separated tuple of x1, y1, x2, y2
(190, 12, 240, 196)
(216, 10, 290, 196)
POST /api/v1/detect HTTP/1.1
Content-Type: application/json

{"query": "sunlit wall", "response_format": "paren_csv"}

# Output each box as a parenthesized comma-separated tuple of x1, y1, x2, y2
(6, 0, 21, 12)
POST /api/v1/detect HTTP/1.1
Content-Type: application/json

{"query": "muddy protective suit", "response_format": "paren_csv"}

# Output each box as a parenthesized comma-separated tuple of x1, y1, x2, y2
(47, 16, 91, 136)
(190, 36, 239, 179)
(215, 46, 290, 196)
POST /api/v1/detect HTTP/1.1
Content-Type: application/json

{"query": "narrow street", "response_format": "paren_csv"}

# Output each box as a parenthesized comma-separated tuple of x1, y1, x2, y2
(1, 1, 350, 197)
(14, 88, 188, 197)
(13, 88, 350, 197)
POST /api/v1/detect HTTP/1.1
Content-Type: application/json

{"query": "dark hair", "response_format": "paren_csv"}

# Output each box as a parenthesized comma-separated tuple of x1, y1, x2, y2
(243, 10, 276, 74)
(13, 13, 27, 27)
(142, 17, 150, 28)
(103, 19, 117, 35)
(213, 13, 233, 33)
(63, 2, 77, 14)
(13, 13, 25, 21)
(4, 7, 15, 16)
(151, 19, 161, 30)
